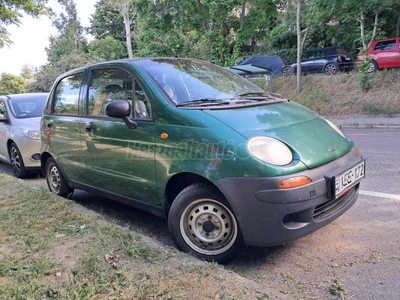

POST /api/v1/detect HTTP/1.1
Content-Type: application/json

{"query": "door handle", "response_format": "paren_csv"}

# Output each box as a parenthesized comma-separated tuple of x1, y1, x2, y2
(46, 120, 53, 128)
(84, 121, 95, 133)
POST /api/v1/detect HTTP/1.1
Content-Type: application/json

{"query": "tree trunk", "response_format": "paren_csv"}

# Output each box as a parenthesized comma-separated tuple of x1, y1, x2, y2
(296, 0, 302, 93)
(123, 14, 134, 59)
(240, 0, 247, 30)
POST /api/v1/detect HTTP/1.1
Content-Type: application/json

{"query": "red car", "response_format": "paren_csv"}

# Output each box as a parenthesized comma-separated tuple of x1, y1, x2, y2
(358, 37, 400, 72)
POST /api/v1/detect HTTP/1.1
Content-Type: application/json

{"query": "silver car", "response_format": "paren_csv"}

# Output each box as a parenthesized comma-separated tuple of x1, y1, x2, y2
(0, 93, 48, 178)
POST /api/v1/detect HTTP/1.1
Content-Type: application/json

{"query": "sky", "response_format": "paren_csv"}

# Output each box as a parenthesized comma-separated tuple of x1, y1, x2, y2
(0, 0, 98, 76)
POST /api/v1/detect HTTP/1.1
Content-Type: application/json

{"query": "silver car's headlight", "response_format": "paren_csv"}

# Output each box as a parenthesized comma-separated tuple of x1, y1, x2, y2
(23, 129, 41, 140)
(247, 136, 293, 166)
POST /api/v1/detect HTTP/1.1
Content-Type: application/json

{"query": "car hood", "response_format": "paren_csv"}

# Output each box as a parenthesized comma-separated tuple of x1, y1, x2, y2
(11, 117, 41, 131)
(203, 101, 353, 169)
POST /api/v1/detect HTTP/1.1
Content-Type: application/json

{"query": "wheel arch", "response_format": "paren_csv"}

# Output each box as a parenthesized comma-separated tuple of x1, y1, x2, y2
(40, 151, 52, 175)
(164, 172, 224, 218)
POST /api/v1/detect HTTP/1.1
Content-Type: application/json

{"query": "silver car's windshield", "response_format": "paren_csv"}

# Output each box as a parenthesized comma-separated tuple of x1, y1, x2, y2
(135, 58, 269, 105)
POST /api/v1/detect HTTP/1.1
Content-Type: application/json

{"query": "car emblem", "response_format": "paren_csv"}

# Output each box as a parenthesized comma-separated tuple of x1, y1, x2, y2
(328, 146, 336, 152)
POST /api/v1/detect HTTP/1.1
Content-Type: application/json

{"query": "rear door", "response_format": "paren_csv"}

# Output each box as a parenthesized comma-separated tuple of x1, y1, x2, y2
(78, 67, 159, 206)
(372, 39, 399, 68)
(43, 72, 85, 182)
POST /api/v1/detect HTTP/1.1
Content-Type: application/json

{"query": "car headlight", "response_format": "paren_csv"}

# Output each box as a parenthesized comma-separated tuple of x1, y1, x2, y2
(325, 119, 345, 138)
(23, 129, 41, 140)
(247, 136, 293, 166)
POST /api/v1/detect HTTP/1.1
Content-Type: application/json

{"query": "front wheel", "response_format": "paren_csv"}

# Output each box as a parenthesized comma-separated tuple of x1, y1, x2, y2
(45, 157, 74, 197)
(168, 183, 245, 263)
(324, 63, 338, 75)
(9, 142, 29, 178)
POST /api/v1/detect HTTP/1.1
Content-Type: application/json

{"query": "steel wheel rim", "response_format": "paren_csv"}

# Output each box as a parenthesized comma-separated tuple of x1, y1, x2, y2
(10, 146, 21, 175)
(48, 164, 61, 193)
(180, 199, 238, 256)
(325, 64, 336, 75)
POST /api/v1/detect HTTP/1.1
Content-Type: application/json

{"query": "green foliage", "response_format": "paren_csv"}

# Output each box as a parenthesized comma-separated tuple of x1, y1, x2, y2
(46, 0, 88, 64)
(89, 0, 128, 42)
(0, 0, 47, 48)
(356, 61, 373, 92)
(0, 73, 26, 95)
(29, 52, 98, 92)
(88, 36, 127, 61)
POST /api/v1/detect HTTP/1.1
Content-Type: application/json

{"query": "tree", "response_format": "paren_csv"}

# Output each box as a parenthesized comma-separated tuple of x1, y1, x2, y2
(0, 73, 26, 94)
(111, 0, 136, 59)
(88, 36, 127, 61)
(46, 0, 88, 64)
(89, 0, 129, 42)
(0, 0, 47, 48)
(29, 53, 97, 92)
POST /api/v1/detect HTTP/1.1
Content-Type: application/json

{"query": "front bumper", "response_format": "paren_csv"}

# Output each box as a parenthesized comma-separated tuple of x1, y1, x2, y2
(215, 149, 364, 246)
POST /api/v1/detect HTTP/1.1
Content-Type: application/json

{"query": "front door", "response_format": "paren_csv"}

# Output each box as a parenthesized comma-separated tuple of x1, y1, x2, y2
(78, 68, 159, 206)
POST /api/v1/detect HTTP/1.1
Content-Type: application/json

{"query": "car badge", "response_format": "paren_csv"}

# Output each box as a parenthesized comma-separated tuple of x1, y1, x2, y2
(328, 146, 336, 152)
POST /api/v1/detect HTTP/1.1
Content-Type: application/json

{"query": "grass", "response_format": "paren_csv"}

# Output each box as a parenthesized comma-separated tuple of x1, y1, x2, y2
(0, 174, 274, 299)
(252, 69, 400, 116)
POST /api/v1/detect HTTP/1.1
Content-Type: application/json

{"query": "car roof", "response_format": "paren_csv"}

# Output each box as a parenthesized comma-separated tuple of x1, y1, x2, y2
(305, 46, 345, 54)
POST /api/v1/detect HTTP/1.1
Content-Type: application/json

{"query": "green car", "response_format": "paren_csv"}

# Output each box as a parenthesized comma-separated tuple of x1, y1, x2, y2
(40, 58, 365, 263)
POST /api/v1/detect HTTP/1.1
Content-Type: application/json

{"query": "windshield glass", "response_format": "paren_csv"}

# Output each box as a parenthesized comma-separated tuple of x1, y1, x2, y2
(134, 58, 266, 105)
(10, 95, 47, 119)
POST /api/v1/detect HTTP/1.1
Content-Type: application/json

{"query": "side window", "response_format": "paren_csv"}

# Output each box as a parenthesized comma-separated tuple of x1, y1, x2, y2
(374, 40, 395, 51)
(88, 69, 131, 116)
(53, 73, 83, 115)
(87, 68, 151, 119)
(133, 80, 151, 119)
(0, 100, 7, 118)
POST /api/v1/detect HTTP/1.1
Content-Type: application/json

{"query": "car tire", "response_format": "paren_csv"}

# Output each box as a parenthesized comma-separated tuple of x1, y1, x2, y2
(324, 63, 338, 75)
(45, 157, 74, 197)
(367, 61, 378, 73)
(9, 142, 29, 178)
(282, 66, 293, 77)
(168, 182, 245, 263)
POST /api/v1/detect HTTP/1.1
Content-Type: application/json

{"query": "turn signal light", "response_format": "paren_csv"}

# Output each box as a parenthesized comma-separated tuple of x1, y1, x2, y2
(279, 176, 312, 189)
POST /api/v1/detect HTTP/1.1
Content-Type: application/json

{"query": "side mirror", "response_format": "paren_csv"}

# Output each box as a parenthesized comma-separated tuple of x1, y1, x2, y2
(106, 100, 137, 129)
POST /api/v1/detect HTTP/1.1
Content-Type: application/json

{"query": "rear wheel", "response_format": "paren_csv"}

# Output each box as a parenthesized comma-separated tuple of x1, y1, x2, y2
(282, 66, 293, 77)
(45, 157, 74, 197)
(367, 61, 378, 73)
(324, 63, 338, 75)
(168, 183, 245, 263)
(9, 142, 29, 178)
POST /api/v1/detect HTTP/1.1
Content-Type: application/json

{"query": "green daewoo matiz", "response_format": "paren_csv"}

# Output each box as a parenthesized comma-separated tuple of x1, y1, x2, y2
(41, 58, 365, 263)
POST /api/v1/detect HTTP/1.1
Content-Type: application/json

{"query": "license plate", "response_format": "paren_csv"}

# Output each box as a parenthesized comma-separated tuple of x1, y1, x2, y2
(335, 161, 365, 197)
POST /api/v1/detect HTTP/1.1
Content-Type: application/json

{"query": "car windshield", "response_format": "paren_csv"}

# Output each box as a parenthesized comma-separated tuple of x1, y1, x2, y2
(134, 58, 271, 106)
(10, 95, 47, 119)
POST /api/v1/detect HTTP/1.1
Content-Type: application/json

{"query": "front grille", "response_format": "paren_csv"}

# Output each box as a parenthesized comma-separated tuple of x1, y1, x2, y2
(313, 186, 357, 221)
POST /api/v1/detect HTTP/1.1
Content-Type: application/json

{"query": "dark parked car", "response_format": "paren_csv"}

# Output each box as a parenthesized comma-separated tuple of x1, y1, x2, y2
(0, 93, 48, 177)
(40, 58, 364, 263)
(282, 47, 355, 76)
(357, 37, 400, 73)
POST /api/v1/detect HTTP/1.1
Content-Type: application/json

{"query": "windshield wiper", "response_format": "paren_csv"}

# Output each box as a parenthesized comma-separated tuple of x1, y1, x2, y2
(233, 92, 279, 102)
(176, 99, 230, 107)
(238, 92, 269, 97)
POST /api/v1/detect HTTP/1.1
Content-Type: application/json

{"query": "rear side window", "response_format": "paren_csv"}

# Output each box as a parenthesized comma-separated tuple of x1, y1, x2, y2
(374, 40, 396, 51)
(53, 73, 83, 115)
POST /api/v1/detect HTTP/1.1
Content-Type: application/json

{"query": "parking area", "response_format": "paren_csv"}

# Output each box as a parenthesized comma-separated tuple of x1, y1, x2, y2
(1, 127, 399, 299)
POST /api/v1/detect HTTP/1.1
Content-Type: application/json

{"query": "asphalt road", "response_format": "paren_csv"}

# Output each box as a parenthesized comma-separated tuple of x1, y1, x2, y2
(1, 128, 399, 299)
